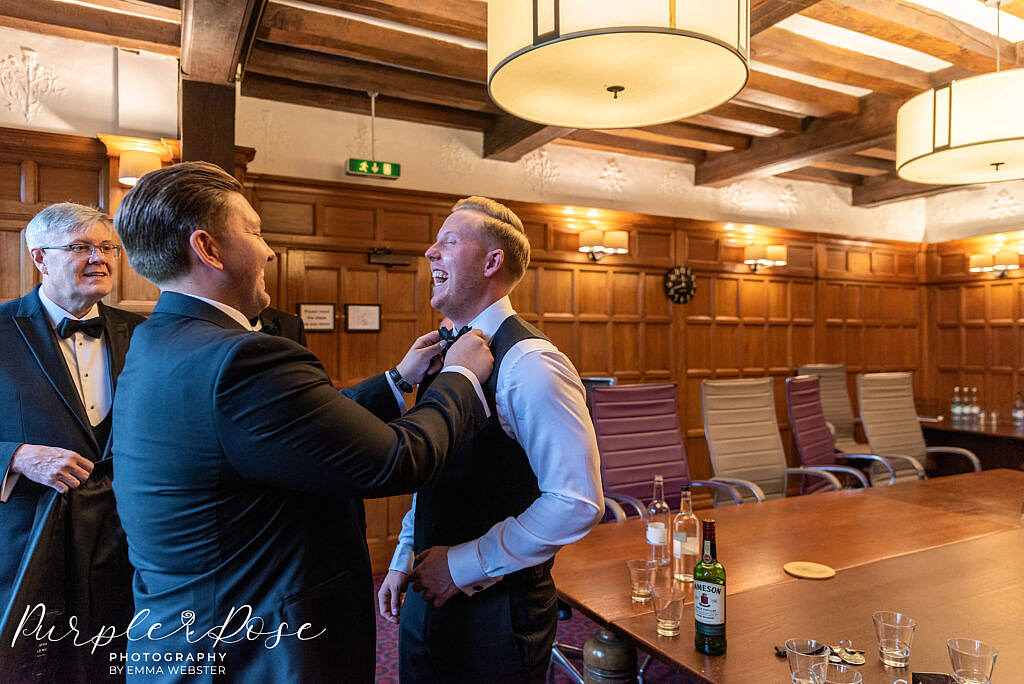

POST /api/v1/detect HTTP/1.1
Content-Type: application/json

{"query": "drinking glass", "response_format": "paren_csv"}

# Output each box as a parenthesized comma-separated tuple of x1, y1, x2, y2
(785, 638, 829, 684)
(872, 611, 916, 667)
(626, 559, 657, 602)
(947, 638, 998, 684)
(809, 662, 863, 684)
(652, 585, 685, 636)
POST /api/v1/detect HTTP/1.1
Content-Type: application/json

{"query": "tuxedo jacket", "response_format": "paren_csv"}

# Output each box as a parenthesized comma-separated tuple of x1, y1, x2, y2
(111, 292, 487, 683)
(257, 306, 306, 347)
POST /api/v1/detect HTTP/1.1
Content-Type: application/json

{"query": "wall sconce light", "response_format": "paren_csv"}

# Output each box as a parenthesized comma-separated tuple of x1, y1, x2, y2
(970, 252, 1019, 277)
(98, 134, 172, 188)
(969, 254, 994, 272)
(578, 229, 629, 262)
(743, 244, 787, 273)
(118, 149, 163, 186)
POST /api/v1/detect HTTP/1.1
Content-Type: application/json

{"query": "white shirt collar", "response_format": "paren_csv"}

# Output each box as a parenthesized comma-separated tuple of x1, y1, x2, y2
(37, 286, 100, 328)
(463, 296, 515, 343)
(175, 292, 256, 331)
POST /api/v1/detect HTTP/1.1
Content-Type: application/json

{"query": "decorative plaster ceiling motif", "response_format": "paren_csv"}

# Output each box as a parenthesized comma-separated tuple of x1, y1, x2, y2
(0, 46, 64, 123)
(988, 190, 1019, 220)
(520, 148, 560, 194)
(778, 185, 799, 217)
(598, 158, 626, 193)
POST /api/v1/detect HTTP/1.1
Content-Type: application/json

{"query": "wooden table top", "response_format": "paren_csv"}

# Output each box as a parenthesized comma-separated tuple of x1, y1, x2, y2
(921, 415, 1024, 440)
(862, 469, 1024, 527)
(552, 471, 1020, 625)
(616, 528, 1024, 683)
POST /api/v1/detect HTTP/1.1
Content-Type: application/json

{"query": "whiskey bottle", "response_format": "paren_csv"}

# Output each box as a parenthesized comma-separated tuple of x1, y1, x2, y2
(694, 518, 726, 655)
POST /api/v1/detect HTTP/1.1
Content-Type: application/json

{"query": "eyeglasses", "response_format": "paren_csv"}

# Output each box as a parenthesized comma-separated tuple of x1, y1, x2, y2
(38, 243, 122, 257)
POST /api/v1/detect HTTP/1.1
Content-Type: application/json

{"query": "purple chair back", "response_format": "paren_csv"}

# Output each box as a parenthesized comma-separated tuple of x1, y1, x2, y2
(590, 382, 691, 509)
(785, 375, 838, 495)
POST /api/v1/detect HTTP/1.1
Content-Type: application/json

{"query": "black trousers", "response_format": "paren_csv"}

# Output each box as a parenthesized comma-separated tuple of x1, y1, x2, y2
(398, 566, 557, 683)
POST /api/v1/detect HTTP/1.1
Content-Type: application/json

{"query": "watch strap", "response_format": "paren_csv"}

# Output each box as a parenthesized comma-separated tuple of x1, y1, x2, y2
(388, 367, 415, 393)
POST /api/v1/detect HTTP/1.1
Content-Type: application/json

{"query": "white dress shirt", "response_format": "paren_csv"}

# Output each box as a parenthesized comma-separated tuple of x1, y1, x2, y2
(389, 296, 604, 595)
(1, 287, 112, 501)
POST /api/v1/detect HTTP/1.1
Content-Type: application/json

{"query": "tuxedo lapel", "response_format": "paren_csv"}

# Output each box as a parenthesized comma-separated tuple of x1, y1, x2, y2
(13, 290, 97, 451)
(99, 303, 130, 391)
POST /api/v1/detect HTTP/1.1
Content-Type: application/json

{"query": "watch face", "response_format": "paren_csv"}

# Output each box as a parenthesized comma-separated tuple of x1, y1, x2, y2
(664, 266, 696, 304)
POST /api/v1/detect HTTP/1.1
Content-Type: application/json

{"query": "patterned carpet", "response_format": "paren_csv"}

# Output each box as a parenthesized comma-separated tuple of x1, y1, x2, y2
(372, 575, 689, 683)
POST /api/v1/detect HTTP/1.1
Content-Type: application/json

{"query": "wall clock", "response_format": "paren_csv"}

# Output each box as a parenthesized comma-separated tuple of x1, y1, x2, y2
(664, 266, 696, 304)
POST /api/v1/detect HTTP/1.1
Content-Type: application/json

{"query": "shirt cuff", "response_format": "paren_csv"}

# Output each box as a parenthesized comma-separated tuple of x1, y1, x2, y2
(384, 372, 408, 415)
(0, 468, 18, 503)
(389, 542, 414, 574)
(440, 366, 490, 418)
(448, 539, 502, 596)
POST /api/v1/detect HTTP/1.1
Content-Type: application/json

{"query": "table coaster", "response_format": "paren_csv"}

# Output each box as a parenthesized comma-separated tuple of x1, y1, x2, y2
(783, 561, 836, 579)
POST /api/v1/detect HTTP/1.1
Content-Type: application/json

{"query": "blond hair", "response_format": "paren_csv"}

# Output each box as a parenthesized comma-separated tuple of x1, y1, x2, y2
(451, 196, 530, 286)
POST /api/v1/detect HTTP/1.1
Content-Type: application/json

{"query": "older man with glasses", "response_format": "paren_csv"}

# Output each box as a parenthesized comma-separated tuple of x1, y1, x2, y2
(0, 202, 144, 681)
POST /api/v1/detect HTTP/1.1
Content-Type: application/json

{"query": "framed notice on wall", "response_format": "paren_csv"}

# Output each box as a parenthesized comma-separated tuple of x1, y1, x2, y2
(297, 303, 336, 332)
(345, 304, 381, 333)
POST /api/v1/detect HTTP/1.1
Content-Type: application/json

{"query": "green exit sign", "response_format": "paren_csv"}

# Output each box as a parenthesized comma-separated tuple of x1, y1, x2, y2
(347, 158, 401, 179)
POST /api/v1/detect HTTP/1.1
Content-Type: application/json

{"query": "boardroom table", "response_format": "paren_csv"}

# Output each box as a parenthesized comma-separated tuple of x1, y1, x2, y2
(919, 415, 1024, 472)
(551, 469, 1024, 683)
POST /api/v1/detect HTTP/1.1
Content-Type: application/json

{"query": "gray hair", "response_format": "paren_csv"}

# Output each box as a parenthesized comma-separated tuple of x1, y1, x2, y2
(25, 203, 113, 250)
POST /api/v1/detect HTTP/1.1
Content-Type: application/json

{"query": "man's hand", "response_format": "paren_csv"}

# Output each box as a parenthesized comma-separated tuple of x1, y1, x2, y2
(444, 330, 494, 384)
(395, 330, 445, 386)
(377, 569, 409, 624)
(408, 545, 460, 608)
(11, 444, 93, 494)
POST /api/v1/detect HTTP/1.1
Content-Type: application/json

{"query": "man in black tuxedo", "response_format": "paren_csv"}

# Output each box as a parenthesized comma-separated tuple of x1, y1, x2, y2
(252, 305, 306, 346)
(0, 203, 144, 679)
(111, 161, 493, 683)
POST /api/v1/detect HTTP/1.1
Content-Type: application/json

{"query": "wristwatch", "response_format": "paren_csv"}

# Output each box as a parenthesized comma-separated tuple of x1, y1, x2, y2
(388, 367, 415, 394)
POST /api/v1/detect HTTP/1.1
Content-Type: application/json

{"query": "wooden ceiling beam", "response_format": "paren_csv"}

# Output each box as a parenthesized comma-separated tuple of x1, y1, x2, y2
(181, 0, 265, 84)
(603, 123, 751, 153)
(304, 0, 486, 42)
(751, 0, 827, 35)
(687, 102, 805, 137)
(246, 42, 500, 113)
(778, 167, 863, 187)
(752, 27, 932, 97)
(694, 93, 901, 186)
(852, 173, 957, 206)
(0, 0, 179, 56)
(739, 70, 861, 119)
(70, 0, 181, 23)
(812, 153, 893, 175)
(803, 0, 1014, 74)
(241, 73, 492, 130)
(558, 131, 706, 165)
(258, 2, 485, 82)
(857, 147, 896, 161)
(484, 117, 574, 162)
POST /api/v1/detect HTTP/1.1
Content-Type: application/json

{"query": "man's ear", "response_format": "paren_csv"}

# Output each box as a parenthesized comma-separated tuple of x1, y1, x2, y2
(483, 249, 504, 278)
(188, 230, 225, 271)
(30, 248, 47, 275)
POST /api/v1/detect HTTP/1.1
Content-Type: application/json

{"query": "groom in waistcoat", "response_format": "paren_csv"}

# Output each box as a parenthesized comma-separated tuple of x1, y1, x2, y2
(378, 196, 604, 683)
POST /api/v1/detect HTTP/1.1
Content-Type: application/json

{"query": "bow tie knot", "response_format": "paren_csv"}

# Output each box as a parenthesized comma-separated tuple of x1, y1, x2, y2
(57, 316, 105, 339)
(438, 325, 472, 350)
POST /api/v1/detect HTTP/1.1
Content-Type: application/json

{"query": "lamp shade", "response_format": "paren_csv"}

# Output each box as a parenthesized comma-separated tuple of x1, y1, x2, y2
(969, 254, 994, 272)
(604, 230, 629, 254)
(487, 0, 750, 129)
(578, 228, 604, 253)
(766, 244, 787, 265)
(896, 68, 1024, 184)
(118, 149, 162, 186)
(743, 244, 766, 265)
(993, 250, 1019, 271)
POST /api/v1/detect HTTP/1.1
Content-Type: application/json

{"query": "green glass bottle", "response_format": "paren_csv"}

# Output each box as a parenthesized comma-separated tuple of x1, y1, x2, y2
(694, 518, 726, 655)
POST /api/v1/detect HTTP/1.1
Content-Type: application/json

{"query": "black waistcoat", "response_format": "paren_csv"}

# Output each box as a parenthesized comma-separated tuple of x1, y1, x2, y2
(414, 315, 548, 555)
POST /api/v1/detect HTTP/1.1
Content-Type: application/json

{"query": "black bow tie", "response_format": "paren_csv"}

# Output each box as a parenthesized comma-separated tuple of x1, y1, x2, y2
(251, 316, 281, 337)
(57, 316, 104, 339)
(438, 325, 471, 351)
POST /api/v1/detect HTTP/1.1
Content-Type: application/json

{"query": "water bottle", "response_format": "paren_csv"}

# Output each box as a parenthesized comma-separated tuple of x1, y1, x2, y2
(951, 386, 962, 422)
(1013, 393, 1024, 427)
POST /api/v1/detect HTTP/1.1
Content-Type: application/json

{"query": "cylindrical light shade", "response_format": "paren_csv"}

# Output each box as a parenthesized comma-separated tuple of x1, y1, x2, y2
(119, 149, 162, 186)
(993, 250, 1019, 271)
(896, 68, 1024, 184)
(969, 254, 994, 272)
(604, 231, 629, 254)
(743, 244, 766, 265)
(766, 244, 787, 265)
(487, 0, 750, 129)
(578, 228, 604, 253)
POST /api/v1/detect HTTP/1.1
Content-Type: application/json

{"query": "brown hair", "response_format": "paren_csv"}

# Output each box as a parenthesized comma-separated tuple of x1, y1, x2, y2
(451, 196, 530, 286)
(114, 161, 244, 284)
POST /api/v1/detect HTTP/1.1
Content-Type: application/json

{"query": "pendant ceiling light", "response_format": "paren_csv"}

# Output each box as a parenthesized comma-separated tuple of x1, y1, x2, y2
(896, 0, 1024, 184)
(487, 0, 750, 129)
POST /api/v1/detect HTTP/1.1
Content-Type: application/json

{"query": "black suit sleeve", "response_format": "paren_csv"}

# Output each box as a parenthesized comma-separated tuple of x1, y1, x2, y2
(213, 334, 486, 499)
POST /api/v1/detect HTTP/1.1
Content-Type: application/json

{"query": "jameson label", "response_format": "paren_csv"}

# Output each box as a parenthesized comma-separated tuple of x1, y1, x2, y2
(694, 580, 725, 632)
(673, 532, 698, 558)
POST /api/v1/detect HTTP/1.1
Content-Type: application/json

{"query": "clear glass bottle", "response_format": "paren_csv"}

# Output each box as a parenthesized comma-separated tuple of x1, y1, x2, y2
(971, 387, 980, 419)
(694, 518, 726, 655)
(646, 475, 671, 566)
(1013, 392, 1024, 426)
(951, 386, 962, 421)
(672, 485, 699, 582)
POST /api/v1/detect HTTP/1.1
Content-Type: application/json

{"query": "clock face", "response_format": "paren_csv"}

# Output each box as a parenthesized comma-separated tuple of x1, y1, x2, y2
(664, 266, 696, 304)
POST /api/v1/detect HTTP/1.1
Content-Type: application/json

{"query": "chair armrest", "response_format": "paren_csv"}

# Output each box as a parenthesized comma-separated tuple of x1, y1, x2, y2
(786, 467, 842, 491)
(690, 479, 744, 505)
(604, 498, 628, 522)
(709, 477, 766, 502)
(808, 465, 869, 488)
(841, 453, 896, 486)
(924, 446, 982, 472)
(604, 491, 647, 519)
(876, 453, 927, 480)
